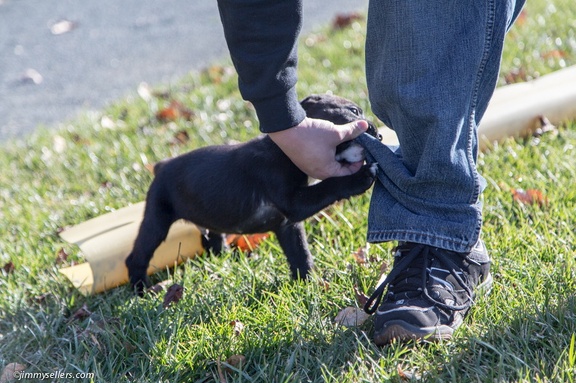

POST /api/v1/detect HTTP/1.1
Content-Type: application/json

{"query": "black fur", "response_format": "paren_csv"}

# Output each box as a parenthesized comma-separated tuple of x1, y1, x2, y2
(125, 94, 380, 294)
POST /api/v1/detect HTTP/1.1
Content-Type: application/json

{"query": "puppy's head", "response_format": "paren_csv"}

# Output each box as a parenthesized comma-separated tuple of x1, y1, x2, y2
(300, 94, 381, 163)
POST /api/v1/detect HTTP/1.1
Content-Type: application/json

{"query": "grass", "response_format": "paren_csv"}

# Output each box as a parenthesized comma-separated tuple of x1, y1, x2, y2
(1, 0, 576, 382)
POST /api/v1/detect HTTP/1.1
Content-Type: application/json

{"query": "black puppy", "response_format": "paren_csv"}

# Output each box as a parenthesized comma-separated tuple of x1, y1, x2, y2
(125, 94, 380, 293)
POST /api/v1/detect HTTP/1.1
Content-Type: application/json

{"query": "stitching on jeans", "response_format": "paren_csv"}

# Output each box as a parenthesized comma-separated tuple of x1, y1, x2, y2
(467, 0, 495, 207)
(463, 0, 496, 250)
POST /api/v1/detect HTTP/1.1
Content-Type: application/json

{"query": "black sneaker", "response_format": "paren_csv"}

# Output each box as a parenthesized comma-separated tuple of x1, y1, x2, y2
(363, 240, 493, 345)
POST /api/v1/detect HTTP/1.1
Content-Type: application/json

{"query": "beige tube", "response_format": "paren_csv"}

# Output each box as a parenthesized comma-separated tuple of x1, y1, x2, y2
(479, 65, 576, 150)
(59, 202, 204, 295)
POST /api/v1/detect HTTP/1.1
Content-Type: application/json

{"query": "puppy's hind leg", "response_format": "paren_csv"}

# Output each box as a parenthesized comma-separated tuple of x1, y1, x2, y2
(201, 230, 227, 255)
(125, 208, 174, 295)
(274, 222, 313, 280)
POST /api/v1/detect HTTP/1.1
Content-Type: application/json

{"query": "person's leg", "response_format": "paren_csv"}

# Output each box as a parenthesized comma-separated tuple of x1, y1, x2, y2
(360, 0, 525, 344)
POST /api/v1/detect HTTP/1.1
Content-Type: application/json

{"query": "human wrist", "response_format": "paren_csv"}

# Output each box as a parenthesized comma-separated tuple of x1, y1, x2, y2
(253, 88, 306, 134)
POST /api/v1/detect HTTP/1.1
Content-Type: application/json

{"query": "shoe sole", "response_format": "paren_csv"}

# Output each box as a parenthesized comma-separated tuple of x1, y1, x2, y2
(373, 272, 494, 345)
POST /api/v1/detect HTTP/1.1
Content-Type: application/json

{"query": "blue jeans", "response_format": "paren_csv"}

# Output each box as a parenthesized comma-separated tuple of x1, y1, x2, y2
(358, 0, 525, 253)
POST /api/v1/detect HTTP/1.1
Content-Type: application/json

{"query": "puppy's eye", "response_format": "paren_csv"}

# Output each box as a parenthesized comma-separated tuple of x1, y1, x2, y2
(350, 107, 361, 116)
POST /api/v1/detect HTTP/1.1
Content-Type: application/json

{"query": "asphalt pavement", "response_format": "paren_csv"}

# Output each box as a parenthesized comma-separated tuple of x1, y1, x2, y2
(0, 0, 368, 140)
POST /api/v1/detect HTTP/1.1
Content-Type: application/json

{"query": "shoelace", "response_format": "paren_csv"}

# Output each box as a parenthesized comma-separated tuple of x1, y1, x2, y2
(363, 243, 474, 314)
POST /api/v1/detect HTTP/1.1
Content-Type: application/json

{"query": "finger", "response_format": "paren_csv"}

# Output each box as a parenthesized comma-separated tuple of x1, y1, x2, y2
(336, 120, 369, 143)
(330, 160, 364, 177)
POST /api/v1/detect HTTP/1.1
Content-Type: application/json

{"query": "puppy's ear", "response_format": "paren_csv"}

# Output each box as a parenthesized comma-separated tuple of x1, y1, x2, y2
(300, 94, 322, 112)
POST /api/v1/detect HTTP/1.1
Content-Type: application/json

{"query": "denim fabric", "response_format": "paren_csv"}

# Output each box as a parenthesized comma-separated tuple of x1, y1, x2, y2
(362, 0, 525, 252)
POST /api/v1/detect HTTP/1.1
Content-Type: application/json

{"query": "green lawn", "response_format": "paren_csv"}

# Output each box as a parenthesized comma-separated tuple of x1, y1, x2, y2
(1, 0, 576, 382)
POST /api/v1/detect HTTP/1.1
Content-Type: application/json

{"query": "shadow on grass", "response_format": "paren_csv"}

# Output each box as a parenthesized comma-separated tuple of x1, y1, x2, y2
(445, 295, 576, 382)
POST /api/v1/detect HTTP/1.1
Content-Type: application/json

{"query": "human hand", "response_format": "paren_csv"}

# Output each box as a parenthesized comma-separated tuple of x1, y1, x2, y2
(268, 117, 369, 180)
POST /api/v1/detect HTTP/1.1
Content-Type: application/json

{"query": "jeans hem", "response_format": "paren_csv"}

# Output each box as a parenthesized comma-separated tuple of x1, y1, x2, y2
(366, 229, 479, 253)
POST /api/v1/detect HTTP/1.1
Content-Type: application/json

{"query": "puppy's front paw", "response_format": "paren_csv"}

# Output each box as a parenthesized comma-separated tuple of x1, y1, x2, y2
(369, 162, 378, 177)
(128, 271, 151, 296)
(349, 162, 377, 195)
(130, 276, 152, 297)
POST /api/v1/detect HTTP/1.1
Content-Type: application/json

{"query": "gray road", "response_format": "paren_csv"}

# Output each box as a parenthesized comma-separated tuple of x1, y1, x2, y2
(0, 0, 368, 140)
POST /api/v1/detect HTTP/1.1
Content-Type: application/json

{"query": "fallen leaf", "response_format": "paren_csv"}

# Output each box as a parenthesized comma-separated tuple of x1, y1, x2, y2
(332, 12, 363, 29)
(144, 162, 156, 174)
(352, 244, 369, 265)
(55, 248, 69, 265)
(226, 233, 270, 252)
(397, 364, 420, 381)
(163, 283, 184, 308)
(70, 304, 92, 321)
(354, 285, 369, 307)
(515, 9, 528, 26)
(229, 320, 245, 336)
(223, 354, 246, 373)
(50, 19, 76, 35)
(334, 307, 371, 327)
(169, 130, 190, 146)
(32, 293, 52, 304)
(503, 67, 528, 84)
(1, 261, 15, 275)
(533, 115, 557, 137)
(156, 100, 194, 122)
(204, 65, 234, 84)
(541, 50, 568, 59)
(0, 363, 26, 383)
(512, 188, 548, 207)
(147, 279, 173, 295)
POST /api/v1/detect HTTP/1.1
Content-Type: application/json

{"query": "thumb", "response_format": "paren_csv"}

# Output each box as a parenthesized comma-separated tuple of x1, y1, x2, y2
(337, 120, 369, 143)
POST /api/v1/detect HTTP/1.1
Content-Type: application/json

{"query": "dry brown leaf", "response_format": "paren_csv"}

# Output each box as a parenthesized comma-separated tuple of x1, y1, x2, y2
(503, 67, 529, 84)
(226, 233, 270, 252)
(223, 354, 246, 373)
(144, 162, 156, 175)
(0, 363, 26, 383)
(512, 188, 548, 207)
(163, 283, 184, 308)
(229, 320, 245, 336)
(541, 50, 568, 60)
(55, 248, 69, 265)
(147, 279, 173, 295)
(169, 130, 190, 146)
(1, 261, 15, 275)
(334, 307, 370, 327)
(204, 65, 234, 84)
(354, 285, 369, 307)
(533, 115, 557, 137)
(156, 100, 194, 122)
(320, 279, 330, 292)
(397, 364, 420, 381)
(380, 261, 390, 275)
(332, 12, 363, 29)
(70, 304, 92, 321)
(515, 9, 528, 26)
(352, 245, 369, 265)
(32, 293, 52, 304)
